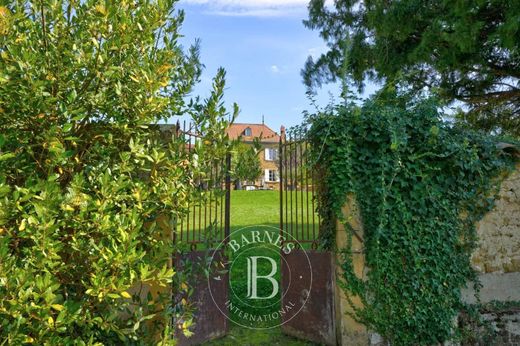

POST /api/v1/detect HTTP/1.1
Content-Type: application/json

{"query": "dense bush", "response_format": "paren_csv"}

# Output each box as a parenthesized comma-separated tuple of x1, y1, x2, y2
(0, 1, 232, 344)
(308, 95, 518, 345)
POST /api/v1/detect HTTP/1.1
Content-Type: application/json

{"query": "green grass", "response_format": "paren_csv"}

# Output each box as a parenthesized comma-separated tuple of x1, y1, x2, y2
(177, 190, 319, 245)
(231, 190, 320, 247)
(203, 324, 317, 346)
(231, 190, 280, 228)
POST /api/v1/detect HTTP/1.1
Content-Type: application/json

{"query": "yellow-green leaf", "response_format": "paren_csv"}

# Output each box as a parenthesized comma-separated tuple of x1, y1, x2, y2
(51, 304, 64, 311)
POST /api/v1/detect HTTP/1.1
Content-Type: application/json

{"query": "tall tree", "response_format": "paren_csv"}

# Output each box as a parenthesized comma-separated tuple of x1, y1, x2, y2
(303, 0, 520, 136)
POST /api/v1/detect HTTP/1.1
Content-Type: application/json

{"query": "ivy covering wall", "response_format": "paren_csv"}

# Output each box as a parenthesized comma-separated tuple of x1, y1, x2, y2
(308, 97, 518, 345)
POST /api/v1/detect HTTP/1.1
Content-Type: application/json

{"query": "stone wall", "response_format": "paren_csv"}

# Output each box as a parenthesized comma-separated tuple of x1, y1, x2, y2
(461, 164, 520, 345)
(335, 164, 520, 345)
(460, 308, 520, 346)
(471, 165, 520, 274)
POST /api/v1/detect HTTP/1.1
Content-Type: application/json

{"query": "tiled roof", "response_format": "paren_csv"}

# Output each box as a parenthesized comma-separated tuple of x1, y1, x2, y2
(226, 123, 280, 142)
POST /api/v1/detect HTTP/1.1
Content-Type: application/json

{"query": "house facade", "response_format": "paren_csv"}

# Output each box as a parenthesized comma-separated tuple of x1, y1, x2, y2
(226, 123, 284, 190)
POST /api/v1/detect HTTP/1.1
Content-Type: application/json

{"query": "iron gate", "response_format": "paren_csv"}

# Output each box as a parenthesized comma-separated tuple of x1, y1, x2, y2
(168, 121, 231, 346)
(278, 128, 336, 346)
(167, 123, 336, 345)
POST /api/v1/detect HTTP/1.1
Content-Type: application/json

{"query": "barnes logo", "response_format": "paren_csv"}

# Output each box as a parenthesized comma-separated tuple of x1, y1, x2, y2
(207, 225, 313, 329)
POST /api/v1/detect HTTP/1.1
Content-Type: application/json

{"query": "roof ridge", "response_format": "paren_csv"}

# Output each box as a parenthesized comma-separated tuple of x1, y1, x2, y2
(231, 122, 268, 126)
(229, 122, 277, 132)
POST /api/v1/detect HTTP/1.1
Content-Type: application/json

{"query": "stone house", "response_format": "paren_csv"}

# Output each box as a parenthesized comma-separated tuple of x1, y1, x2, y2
(226, 123, 283, 190)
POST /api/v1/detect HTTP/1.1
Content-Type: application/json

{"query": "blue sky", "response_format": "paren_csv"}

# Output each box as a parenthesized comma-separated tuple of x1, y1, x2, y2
(176, 0, 352, 132)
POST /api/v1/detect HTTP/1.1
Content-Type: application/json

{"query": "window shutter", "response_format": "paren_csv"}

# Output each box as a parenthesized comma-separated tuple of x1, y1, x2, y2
(264, 149, 269, 161)
(265, 169, 270, 182)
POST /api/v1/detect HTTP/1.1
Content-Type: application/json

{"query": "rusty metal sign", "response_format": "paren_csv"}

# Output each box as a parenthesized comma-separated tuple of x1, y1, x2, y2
(281, 249, 336, 346)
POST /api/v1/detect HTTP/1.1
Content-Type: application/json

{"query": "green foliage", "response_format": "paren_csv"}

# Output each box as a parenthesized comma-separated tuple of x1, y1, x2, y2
(308, 95, 517, 345)
(303, 0, 520, 137)
(0, 0, 233, 344)
(231, 141, 262, 188)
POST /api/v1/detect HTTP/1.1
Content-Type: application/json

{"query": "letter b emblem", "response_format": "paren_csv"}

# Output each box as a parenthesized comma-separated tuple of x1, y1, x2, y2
(246, 256, 278, 299)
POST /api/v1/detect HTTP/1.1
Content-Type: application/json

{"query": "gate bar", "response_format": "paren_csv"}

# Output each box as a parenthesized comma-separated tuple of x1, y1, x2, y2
(224, 153, 231, 242)
(279, 128, 284, 232)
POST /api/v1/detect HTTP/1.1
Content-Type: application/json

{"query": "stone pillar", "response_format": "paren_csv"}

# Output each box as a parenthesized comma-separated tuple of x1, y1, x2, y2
(335, 194, 370, 346)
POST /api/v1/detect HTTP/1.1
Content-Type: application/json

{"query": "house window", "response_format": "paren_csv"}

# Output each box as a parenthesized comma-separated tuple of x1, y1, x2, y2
(264, 148, 278, 161)
(243, 127, 252, 136)
(265, 169, 279, 182)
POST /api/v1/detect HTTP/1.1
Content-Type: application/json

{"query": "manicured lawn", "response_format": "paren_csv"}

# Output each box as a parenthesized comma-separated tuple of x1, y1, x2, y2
(230, 190, 280, 228)
(177, 190, 319, 244)
(176, 190, 280, 244)
(231, 190, 319, 242)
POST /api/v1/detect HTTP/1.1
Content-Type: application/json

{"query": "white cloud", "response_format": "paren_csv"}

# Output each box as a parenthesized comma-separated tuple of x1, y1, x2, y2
(270, 65, 280, 73)
(180, 0, 328, 17)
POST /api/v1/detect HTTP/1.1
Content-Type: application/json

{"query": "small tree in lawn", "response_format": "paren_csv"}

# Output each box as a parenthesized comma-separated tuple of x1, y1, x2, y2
(0, 0, 233, 344)
(232, 140, 262, 189)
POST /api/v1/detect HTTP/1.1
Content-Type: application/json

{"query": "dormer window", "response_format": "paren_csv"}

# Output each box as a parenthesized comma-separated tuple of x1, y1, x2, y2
(243, 127, 252, 136)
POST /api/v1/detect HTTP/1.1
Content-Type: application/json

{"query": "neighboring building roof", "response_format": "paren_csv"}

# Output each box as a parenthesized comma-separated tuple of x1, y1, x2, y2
(154, 122, 284, 143)
(226, 123, 280, 143)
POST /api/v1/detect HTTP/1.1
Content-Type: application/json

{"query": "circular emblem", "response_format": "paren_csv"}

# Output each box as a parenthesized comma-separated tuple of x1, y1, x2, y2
(207, 225, 313, 329)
